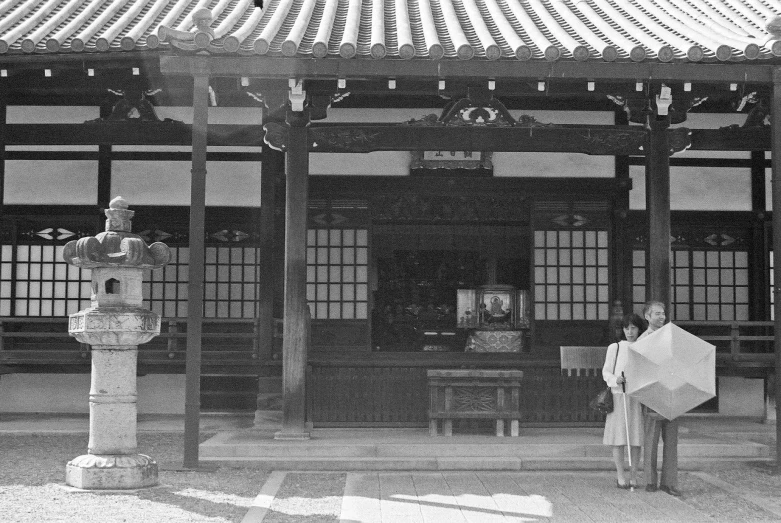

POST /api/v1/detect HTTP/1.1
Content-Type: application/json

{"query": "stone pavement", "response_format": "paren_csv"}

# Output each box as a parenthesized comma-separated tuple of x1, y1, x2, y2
(242, 470, 781, 523)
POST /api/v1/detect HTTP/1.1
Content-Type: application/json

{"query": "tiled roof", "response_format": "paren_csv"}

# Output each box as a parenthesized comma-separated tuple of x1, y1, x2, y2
(0, 0, 780, 62)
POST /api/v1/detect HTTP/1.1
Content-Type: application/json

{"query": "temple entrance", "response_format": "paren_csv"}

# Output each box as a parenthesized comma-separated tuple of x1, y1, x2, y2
(371, 225, 530, 353)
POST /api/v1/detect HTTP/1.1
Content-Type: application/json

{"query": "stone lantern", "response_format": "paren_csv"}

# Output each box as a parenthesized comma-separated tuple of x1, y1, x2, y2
(62, 196, 170, 489)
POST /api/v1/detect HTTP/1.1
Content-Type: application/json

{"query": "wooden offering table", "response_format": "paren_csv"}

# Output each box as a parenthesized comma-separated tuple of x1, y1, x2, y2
(427, 369, 523, 437)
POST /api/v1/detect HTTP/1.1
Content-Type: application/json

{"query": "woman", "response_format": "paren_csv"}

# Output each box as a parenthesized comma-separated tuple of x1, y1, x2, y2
(602, 313, 645, 488)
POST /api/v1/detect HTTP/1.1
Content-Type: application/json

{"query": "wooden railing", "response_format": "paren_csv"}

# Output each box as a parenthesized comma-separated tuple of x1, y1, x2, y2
(676, 321, 774, 368)
(0, 318, 774, 375)
(0, 317, 282, 374)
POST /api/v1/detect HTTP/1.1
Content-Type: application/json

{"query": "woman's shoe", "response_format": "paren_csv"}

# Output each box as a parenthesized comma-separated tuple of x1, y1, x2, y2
(616, 480, 630, 489)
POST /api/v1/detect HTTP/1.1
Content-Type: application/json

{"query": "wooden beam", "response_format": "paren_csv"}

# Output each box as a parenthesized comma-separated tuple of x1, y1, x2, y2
(184, 70, 209, 468)
(161, 55, 775, 85)
(276, 108, 311, 440)
(4, 123, 263, 146)
(264, 122, 667, 155)
(645, 115, 672, 312)
(689, 126, 771, 151)
(770, 67, 781, 473)
(4, 123, 772, 152)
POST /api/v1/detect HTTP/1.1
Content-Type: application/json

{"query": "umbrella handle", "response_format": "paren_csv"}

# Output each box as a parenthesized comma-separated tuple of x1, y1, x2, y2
(621, 371, 626, 393)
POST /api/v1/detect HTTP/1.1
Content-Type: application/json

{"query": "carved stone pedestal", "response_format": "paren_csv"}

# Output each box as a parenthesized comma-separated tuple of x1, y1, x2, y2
(66, 454, 158, 490)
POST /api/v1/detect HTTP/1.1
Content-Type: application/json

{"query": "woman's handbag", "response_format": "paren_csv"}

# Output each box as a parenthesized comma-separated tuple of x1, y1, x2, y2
(590, 343, 619, 414)
(589, 385, 614, 414)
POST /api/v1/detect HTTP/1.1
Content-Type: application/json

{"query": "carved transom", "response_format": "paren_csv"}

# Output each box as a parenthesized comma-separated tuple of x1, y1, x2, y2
(311, 212, 348, 227)
(453, 387, 496, 412)
(35, 228, 76, 241)
(551, 214, 589, 227)
(211, 230, 250, 242)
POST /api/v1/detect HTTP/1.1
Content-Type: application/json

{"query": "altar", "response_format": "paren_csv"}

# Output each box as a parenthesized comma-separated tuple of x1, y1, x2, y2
(458, 285, 529, 353)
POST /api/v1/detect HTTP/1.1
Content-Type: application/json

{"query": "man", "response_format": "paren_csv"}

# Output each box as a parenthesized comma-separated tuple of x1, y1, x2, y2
(639, 300, 682, 497)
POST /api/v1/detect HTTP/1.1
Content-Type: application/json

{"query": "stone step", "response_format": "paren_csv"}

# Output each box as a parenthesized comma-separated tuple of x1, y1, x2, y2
(199, 455, 775, 472)
(200, 431, 769, 460)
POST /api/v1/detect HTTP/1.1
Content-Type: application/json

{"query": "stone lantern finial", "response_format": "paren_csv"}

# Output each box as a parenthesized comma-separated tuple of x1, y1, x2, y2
(105, 196, 134, 232)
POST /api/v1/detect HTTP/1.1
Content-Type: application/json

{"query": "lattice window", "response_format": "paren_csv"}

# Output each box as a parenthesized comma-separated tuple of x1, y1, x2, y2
(631, 250, 646, 315)
(7, 245, 91, 316)
(307, 229, 369, 320)
(632, 249, 749, 321)
(533, 230, 609, 320)
(144, 245, 260, 319)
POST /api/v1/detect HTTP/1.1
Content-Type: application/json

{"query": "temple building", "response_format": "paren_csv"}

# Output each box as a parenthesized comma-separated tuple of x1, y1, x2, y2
(0, 0, 778, 442)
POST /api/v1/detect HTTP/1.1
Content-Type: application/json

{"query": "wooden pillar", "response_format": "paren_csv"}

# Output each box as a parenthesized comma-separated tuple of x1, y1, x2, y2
(0, 83, 6, 217)
(97, 104, 112, 209)
(770, 68, 781, 471)
(613, 108, 632, 312)
(254, 107, 283, 424)
(275, 107, 311, 440)
(645, 115, 672, 312)
(750, 150, 768, 321)
(184, 69, 209, 467)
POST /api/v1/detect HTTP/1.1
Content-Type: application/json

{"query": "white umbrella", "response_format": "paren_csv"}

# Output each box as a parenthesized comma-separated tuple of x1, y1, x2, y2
(624, 323, 716, 421)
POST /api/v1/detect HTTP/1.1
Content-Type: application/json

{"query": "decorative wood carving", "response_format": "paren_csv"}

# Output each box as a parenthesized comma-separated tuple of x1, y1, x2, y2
(265, 122, 650, 155)
(310, 128, 383, 151)
(453, 387, 496, 411)
(576, 128, 647, 155)
(668, 127, 692, 153)
(88, 88, 173, 123)
(263, 122, 288, 152)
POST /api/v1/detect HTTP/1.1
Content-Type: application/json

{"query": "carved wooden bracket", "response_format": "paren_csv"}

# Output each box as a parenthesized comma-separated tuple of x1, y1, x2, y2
(668, 127, 692, 154)
(88, 88, 173, 123)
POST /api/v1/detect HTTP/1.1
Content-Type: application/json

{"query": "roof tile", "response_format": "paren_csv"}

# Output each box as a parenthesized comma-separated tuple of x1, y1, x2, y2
(0, 0, 778, 62)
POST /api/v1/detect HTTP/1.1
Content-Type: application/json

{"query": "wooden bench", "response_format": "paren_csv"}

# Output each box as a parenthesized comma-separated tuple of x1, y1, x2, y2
(427, 369, 523, 437)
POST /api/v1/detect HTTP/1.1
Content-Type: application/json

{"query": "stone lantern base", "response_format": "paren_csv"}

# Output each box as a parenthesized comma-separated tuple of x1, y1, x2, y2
(66, 454, 158, 489)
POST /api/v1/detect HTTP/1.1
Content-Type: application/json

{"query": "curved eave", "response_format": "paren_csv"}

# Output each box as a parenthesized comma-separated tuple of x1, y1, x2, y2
(0, 0, 779, 64)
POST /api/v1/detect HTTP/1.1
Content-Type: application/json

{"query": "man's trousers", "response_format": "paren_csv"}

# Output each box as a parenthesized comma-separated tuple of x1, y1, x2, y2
(643, 413, 678, 488)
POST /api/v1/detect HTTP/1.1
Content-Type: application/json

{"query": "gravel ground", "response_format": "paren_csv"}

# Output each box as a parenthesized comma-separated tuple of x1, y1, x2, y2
(0, 433, 268, 523)
(1, 432, 779, 522)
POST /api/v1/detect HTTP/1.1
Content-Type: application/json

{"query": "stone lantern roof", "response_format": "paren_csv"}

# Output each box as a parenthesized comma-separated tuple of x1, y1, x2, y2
(62, 196, 170, 270)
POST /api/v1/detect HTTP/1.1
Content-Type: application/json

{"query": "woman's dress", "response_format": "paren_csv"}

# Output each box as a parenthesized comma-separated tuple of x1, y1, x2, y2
(602, 340, 644, 446)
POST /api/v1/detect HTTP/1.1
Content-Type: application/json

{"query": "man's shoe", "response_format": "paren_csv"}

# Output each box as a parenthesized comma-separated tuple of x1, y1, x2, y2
(660, 485, 682, 497)
(645, 484, 658, 492)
